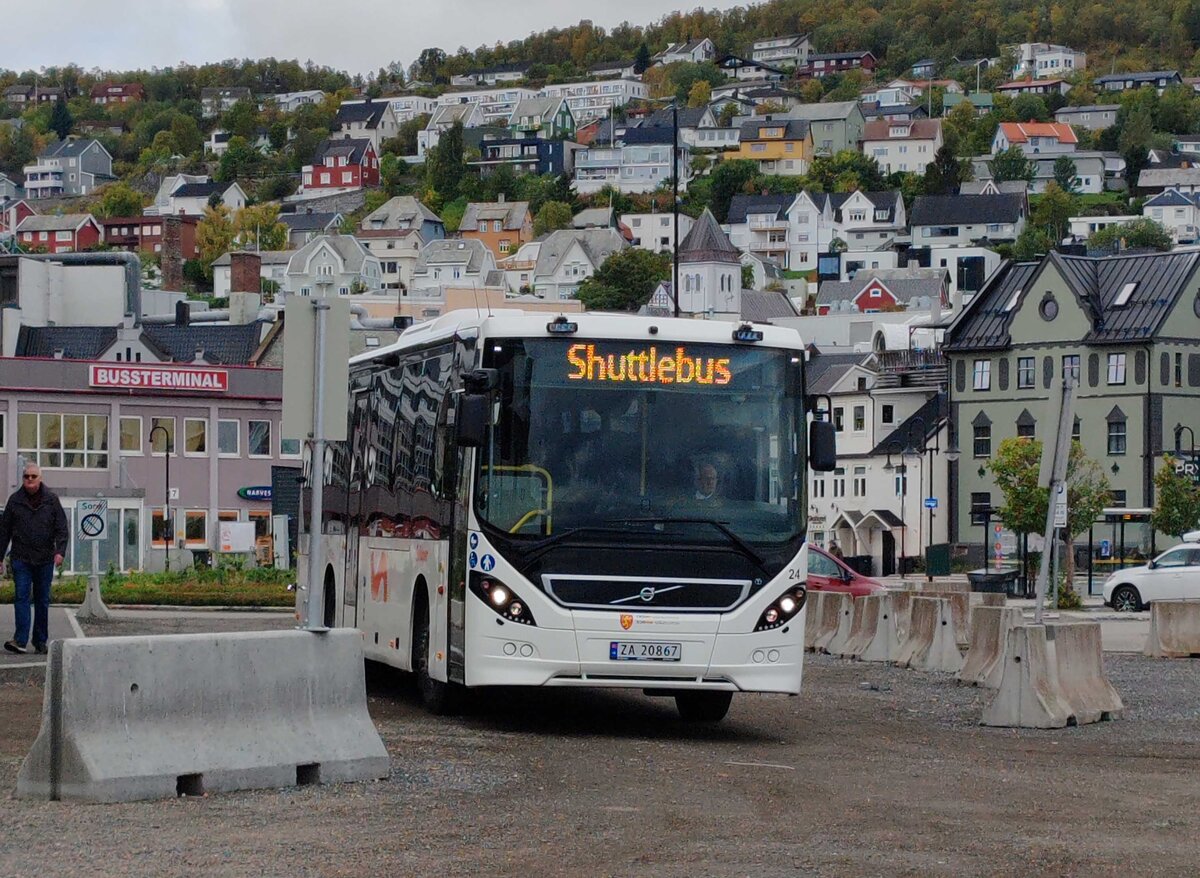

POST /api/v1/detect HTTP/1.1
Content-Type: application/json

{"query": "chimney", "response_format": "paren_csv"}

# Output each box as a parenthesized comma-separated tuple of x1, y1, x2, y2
(229, 251, 264, 322)
(497, 193, 505, 204)
(160, 215, 184, 291)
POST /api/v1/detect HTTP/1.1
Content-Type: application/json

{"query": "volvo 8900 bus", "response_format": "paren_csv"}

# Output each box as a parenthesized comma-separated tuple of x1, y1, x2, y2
(298, 310, 835, 721)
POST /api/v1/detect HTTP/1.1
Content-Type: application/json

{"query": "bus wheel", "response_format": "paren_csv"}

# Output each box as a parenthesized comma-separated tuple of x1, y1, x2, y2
(412, 594, 456, 715)
(675, 691, 733, 722)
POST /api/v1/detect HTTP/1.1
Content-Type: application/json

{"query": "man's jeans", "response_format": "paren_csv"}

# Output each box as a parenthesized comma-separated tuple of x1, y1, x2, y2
(12, 558, 54, 648)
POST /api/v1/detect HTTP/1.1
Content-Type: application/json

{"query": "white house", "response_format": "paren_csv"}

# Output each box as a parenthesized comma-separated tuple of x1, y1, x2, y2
(409, 239, 497, 298)
(417, 102, 487, 158)
(284, 235, 383, 297)
(264, 90, 325, 113)
(655, 39, 717, 65)
(862, 118, 943, 175)
(1143, 189, 1200, 244)
(573, 129, 691, 195)
(158, 180, 247, 217)
(621, 212, 695, 254)
(336, 99, 401, 153)
(212, 250, 293, 297)
(909, 194, 1027, 247)
(435, 87, 537, 126)
(385, 94, 438, 124)
(531, 228, 626, 300)
(991, 121, 1078, 156)
(539, 79, 649, 124)
(750, 34, 813, 69)
(1054, 104, 1119, 132)
(1009, 42, 1087, 79)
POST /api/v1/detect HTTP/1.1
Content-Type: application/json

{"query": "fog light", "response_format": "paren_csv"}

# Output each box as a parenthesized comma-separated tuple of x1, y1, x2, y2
(765, 608, 779, 624)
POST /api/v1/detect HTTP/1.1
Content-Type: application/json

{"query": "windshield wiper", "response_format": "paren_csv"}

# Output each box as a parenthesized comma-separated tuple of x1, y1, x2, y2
(612, 517, 770, 575)
(518, 526, 637, 563)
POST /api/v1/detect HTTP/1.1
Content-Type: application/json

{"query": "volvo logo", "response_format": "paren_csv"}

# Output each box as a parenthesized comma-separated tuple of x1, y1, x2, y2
(611, 584, 684, 605)
(639, 587, 656, 602)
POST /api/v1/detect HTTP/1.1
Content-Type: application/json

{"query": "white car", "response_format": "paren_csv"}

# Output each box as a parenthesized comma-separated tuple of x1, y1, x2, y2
(1103, 539, 1200, 611)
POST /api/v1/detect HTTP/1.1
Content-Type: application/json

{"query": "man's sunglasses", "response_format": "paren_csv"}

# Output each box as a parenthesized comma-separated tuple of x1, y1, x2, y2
(23, 474, 39, 480)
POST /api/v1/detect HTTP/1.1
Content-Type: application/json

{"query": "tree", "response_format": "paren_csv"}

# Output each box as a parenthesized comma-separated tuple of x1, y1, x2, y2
(1088, 217, 1173, 252)
(1118, 99, 1156, 186)
(221, 99, 260, 141)
(216, 136, 263, 182)
(195, 205, 237, 279)
(49, 96, 73, 140)
(989, 146, 1034, 183)
(687, 81, 712, 108)
(708, 159, 757, 223)
(234, 203, 287, 251)
(533, 201, 573, 237)
(634, 43, 652, 76)
(1010, 94, 1049, 123)
(1032, 181, 1076, 243)
(805, 150, 886, 193)
(741, 263, 755, 289)
(717, 102, 738, 127)
(1052, 155, 1079, 193)
(425, 121, 465, 199)
(576, 248, 669, 311)
(1156, 84, 1197, 135)
(923, 143, 966, 195)
(94, 182, 144, 219)
(1153, 456, 1200, 539)
(414, 48, 447, 84)
(1012, 225, 1053, 261)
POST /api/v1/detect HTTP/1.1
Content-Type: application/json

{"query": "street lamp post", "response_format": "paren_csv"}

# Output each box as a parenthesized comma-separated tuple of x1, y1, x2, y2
(149, 424, 171, 573)
(903, 400, 960, 583)
(883, 440, 908, 578)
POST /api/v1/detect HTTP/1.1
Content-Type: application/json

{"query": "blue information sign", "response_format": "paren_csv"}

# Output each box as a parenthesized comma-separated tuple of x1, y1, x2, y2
(923, 497, 938, 509)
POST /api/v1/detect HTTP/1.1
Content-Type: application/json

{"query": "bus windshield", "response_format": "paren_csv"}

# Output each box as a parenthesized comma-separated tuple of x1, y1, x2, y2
(475, 338, 805, 547)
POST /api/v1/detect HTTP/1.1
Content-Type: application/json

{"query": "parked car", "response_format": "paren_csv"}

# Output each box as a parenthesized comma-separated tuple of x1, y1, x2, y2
(808, 545, 886, 597)
(1103, 535, 1200, 611)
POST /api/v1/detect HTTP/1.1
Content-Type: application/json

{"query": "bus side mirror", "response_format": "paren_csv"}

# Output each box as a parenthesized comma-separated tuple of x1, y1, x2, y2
(809, 420, 836, 472)
(457, 393, 491, 448)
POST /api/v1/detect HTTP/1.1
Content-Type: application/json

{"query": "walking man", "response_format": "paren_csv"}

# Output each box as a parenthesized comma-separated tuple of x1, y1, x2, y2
(2, 463, 68, 655)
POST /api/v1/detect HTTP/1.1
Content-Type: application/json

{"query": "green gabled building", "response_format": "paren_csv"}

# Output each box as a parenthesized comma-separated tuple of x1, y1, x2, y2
(944, 249, 1200, 556)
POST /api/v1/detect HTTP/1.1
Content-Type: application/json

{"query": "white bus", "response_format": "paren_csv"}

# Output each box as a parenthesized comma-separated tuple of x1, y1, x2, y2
(298, 310, 835, 721)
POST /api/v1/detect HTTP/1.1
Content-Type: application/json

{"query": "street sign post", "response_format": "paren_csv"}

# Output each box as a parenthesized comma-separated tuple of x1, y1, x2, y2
(75, 498, 110, 620)
(1052, 483, 1068, 528)
(1035, 378, 1075, 622)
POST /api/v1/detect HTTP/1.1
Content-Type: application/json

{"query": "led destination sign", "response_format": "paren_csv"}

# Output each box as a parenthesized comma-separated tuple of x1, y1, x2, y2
(565, 343, 733, 386)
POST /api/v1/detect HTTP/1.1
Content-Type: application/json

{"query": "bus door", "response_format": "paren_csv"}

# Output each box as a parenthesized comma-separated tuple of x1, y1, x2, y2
(345, 387, 372, 628)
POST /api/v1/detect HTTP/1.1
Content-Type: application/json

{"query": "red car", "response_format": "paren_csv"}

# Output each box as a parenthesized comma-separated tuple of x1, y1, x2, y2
(807, 545, 886, 597)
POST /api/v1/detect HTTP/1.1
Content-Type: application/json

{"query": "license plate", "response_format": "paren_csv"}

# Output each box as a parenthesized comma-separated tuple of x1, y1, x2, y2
(609, 641, 682, 662)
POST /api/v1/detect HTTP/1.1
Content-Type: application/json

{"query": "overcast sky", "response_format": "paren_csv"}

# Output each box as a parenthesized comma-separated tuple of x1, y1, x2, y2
(8, 0, 746, 75)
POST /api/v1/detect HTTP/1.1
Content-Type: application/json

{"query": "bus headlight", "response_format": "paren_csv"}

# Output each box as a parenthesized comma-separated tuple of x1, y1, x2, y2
(470, 572, 537, 626)
(755, 585, 807, 632)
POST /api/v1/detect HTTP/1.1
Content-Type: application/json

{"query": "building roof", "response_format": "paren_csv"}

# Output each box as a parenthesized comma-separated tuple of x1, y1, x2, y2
(997, 78, 1067, 89)
(910, 194, 1025, 227)
(739, 119, 810, 141)
(313, 136, 372, 165)
(618, 127, 677, 146)
(752, 34, 811, 49)
(461, 200, 530, 231)
(172, 181, 232, 199)
(415, 238, 492, 274)
(809, 51, 875, 62)
(740, 290, 799, 320)
(811, 190, 904, 225)
(1095, 71, 1180, 85)
(643, 107, 710, 129)
(280, 211, 342, 231)
(805, 351, 871, 394)
(1138, 167, 1200, 189)
(997, 121, 1078, 145)
(212, 250, 293, 267)
(571, 207, 614, 229)
(679, 209, 740, 264)
(862, 118, 942, 141)
(360, 195, 442, 230)
(14, 324, 263, 365)
(869, 394, 944, 455)
(15, 213, 95, 232)
(509, 96, 567, 123)
(816, 271, 944, 308)
(960, 180, 1029, 196)
(3, 85, 33, 97)
(1055, 104, 1120, 115)
(39, 138, 105, 160)
(1143, 189, 1197, 208)
(336, 100, 390, 127)
(287, 235, 375, 276)
(727, 194, 793, 224)
(533, 228, 625, 279)
(780, 101, 861, 122)
(476, 61, 533, 75)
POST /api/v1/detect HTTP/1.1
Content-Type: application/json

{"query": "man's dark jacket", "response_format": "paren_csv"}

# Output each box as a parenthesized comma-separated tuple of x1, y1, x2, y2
(0, 483, 69, 565)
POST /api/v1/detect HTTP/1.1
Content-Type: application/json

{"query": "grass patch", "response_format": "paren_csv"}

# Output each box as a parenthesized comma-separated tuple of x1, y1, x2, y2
(0, 566, 294, 607)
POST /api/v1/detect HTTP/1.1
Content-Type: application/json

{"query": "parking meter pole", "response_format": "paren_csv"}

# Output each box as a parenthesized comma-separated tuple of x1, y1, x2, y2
(303, 297, 330, 633)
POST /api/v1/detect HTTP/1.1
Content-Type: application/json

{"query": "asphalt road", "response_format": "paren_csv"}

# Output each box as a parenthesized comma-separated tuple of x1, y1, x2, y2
(1, 610, 1197, 877)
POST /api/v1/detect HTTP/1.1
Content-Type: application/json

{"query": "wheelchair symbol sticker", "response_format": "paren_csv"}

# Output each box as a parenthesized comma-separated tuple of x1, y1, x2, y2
(469, 532, 479, 549)
(469, 551, 478, 569)
(481, 554, 495, 572)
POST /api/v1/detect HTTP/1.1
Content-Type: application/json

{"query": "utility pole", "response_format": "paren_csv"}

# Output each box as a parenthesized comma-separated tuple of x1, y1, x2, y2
(671, 100, 680, 318)
(304, 296, 330, 631)
(1034, 378, 1075, 624)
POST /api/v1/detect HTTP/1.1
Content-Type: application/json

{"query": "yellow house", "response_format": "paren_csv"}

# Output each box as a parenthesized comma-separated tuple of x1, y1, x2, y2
(724, 118, 814, 176)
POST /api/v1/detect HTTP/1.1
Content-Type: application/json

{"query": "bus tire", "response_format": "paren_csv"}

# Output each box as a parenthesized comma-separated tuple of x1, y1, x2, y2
(675, 691, 733, 722)
(412, 589, 457, 715)
(323, 567, 336, 628)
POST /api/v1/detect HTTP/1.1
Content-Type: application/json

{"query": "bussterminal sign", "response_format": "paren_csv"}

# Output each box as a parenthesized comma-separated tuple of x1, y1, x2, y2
(89, 364, 229, 392)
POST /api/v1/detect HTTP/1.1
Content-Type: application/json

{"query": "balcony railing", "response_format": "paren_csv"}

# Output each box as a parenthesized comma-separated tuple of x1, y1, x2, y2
(749, 220, 787, 230)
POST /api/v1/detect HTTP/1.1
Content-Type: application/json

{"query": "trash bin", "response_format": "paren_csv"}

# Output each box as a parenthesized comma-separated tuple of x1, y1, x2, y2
(844, 555, 874, 577)
(967, 568, 1019, 595)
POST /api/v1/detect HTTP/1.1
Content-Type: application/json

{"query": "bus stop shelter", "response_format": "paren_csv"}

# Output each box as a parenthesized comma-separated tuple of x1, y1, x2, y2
(1084, 507, 1156, 595)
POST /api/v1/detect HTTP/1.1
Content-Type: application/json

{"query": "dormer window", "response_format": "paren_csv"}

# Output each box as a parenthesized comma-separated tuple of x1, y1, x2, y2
(889, 125, 908, 137)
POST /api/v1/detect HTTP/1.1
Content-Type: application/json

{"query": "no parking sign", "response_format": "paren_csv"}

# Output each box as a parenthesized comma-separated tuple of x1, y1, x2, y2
(78, 499, 108, 541)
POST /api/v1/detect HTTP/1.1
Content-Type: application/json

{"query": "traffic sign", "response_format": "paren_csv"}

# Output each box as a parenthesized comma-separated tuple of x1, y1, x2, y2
(1052, 483, 1068, 528)
(923, 497, 938, 509)
(78, 499, 108, 541)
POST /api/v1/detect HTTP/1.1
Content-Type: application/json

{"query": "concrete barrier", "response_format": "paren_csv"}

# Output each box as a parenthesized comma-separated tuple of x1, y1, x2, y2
(823, 593, 857, 656)
(840, 596, 874, 658)
(17, 630, 390, 803)
(897, 597, 964, 674)
(1144, 601, 1200, 658)
(804, 591, 826, 652)
(979, 593, 1008, 607)
(921, 582, 970, 595)
(888, 590, 914, 644)
(982, 625, 1073, 728)
(957, 606, 1023, 688)
(811, 591, 845, 653)
(1048, 621, 1123, 723)
(857, 594, 903, 663)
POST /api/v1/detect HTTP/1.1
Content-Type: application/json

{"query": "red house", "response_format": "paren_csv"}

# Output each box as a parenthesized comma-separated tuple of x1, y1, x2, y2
(100, 215, 200, 258)
(815, 271, 948, 315)
(90, 83, 146, 105)
(803, 51, 877, 79)
(0, 199, 36, 236)
(301, 136, 379, 193)
(16, 214, 103, 253)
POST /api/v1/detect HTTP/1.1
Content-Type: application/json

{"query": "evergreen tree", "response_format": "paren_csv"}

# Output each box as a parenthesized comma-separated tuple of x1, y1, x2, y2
(1052, 155, 1079, 193)
(634, 43, 652, 76)
(989, 146, 1034, 183)
(49, 96, 73, 141)
(426, 121, 465, 200)
(923, 143, 965, 195)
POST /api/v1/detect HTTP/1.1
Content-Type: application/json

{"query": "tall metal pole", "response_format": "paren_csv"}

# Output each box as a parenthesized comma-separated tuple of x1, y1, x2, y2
(304, 297, 330, 631)
(672, 100, 680, 318)
(150, 424, 171, 573)
(1034, 378, 1075, 624)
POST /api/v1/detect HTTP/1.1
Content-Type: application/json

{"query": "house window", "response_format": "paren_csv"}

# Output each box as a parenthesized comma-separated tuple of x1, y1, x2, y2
(1062, 355, 1081, 385)
(184, 510, 209, 548)
(18, 413, 108, 469)
(833, 467, 846, 497)
(218, 419, 239, 456)
(894, 472, 908, 496)
(833, 407, 844, 432)
(184, 418, 207, 455)
(970, 492, 992, 525)
(1108, 420, 1127, 455)
(281, 436, 301, 458)
(248, 420, 272, 457)
(493, 220, 502, 232)
(1017, 420, 1035, 439)
(881, 404, 894, 425)
(852, 466, 867, 497)
(149, 417, 175, 453)
(320, 173, 330, 185)
(973, 359, 991, 390)
(1107, 353, 1126, 385)
(342, 172, 353, 184)
(973, 424, 991, 458)
(853, 405, 865, 432)
(812, 477, 825, 498)
(119, 416, 142, 454)
(1017, 357, 1035, 389)
(1175, 352, 1183, 388)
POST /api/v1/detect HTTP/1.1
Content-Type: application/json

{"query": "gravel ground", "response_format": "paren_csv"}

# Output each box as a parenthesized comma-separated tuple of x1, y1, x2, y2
(1, 620, 1198, 877)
